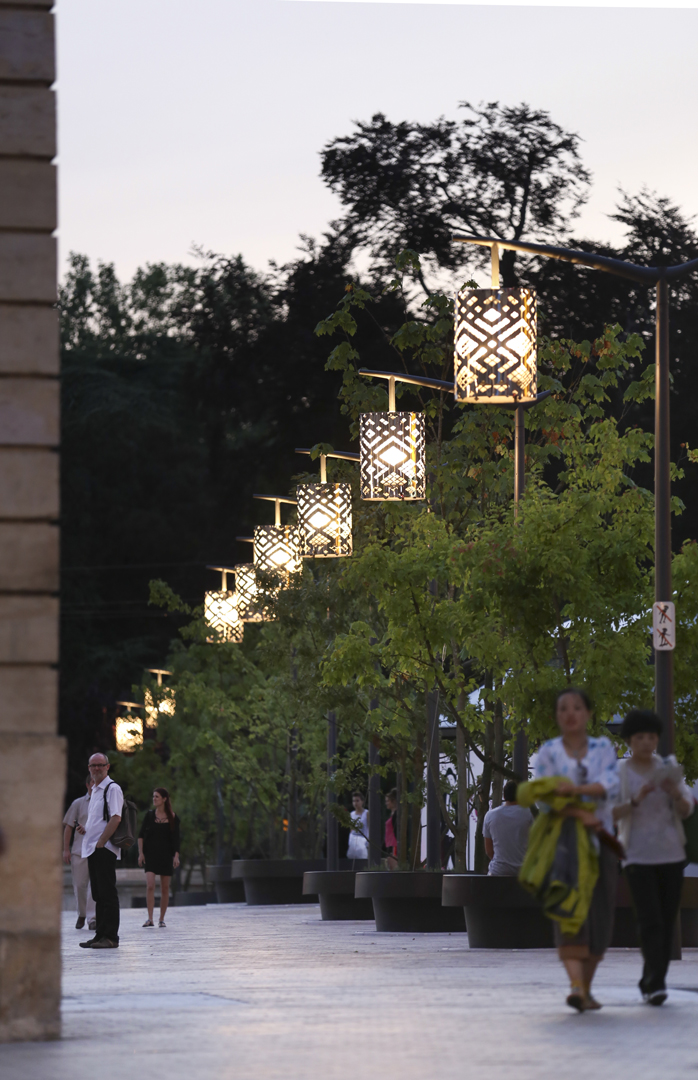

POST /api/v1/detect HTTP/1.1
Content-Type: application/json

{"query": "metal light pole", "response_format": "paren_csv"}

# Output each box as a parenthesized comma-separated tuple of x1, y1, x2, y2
(425, 688, 441, 869)
(295, 447, 360, 872)
(453, 233, 698, 754)
(326, 710, 338, 871)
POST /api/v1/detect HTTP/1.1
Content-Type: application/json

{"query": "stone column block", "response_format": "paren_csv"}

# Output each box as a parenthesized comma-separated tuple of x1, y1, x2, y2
(0, 10, 54, 84)
(0, 305, 58, 375)
(0, 522, 58, 590)
(0, 666, 57, 733)
(0, 379, 58, 445)
(0, 234, 56, 303)
(0, 160, 56, 230)
(0, 732, 64, 1041)
(0, 87, 55, 158)
(0, 595, 58, 663)
(0, 448, 59, 518)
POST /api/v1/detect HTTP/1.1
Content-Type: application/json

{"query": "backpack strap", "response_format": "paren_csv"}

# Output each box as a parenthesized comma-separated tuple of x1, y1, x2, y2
(103, 780, 114, 822)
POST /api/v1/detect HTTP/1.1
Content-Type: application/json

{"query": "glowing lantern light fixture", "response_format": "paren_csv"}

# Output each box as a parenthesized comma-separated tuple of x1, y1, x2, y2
(204, 566, 243, 643)
(144, 668, 174, 729)
(234, 562, 265, 622)
(252, 495, 301, 579)
(295, 447, 357, 558)
(454, 243, 537, 405)
(357, 373, 426, 501)
(115, 701, 144, 753)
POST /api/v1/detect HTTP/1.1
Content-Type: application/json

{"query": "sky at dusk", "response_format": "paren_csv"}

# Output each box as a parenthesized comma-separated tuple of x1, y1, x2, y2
(56, 0, 698, 281)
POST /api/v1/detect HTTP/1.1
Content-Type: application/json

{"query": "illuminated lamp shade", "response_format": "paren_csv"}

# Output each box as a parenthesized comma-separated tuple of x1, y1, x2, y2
(204, 590, 243, 643)
(297, 482, 352, 558)
(253, 525, 301, 579)
(115, 705, 143, 753)
(235, 562, 265, 622)
(359, 411, 426, 500)
(144, 688, 175, 729)
(454, 286, 537, 403)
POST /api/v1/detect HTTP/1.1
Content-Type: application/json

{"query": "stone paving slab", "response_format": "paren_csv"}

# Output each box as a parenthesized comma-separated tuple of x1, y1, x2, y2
(1, 906, 697, 1079)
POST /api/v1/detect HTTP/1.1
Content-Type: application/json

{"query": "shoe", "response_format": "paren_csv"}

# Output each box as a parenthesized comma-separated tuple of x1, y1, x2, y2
(88, 919, 97, 931)
(643, 989, 667, 1006)
(566, 985, 585, 1012)
(79, 937, 100, 948)
(75, 916, 85, 930)
(90, 938, 119, 949)
(142, 919, 154, 927)
(583, 993, 602, 1011)
(158, 919, 166, 928)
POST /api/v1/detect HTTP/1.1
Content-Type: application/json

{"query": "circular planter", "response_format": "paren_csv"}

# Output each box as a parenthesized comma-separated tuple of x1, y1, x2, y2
(232, 859, 326, 905)
(303, 870, 373, 920)
(613, 874, 698, 949)
(355, 872, 466, 933)
(442, 875, 553, 948)
(207, 864, 246, 904)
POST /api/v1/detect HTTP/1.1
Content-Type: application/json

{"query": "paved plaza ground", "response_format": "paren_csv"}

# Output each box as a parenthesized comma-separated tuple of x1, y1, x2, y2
(1, 905, 697, 1080)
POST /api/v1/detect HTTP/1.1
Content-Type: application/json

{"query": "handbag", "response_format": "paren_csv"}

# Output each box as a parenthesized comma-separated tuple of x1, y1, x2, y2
(684, 799, 698, 864)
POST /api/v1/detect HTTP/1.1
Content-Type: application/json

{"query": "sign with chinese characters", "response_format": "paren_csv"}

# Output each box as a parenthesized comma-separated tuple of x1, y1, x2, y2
(652, 601, 675, 651)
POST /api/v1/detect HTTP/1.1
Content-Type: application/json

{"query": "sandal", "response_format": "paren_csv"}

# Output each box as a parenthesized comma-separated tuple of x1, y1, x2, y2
(158, 919, 166, 927)
(142, 919, 154, 927)
(566, 984, 585, 1012)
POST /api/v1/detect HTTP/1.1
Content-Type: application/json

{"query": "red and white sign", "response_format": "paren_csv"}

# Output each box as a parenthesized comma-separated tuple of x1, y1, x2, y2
(653, 601, 675, 651)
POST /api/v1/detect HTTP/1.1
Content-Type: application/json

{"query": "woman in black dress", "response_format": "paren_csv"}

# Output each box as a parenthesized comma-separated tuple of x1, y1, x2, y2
(138, 788, 181, 927)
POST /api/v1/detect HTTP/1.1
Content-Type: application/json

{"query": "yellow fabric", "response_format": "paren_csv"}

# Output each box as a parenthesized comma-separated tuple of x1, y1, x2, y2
(517, 776, 599, 936)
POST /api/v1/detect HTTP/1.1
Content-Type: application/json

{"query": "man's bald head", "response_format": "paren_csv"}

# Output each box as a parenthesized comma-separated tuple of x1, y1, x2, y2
(88, 753, 110, 779)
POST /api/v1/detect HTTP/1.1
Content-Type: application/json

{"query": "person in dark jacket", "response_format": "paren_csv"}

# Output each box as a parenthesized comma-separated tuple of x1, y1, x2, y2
(137, 788, 181, 927)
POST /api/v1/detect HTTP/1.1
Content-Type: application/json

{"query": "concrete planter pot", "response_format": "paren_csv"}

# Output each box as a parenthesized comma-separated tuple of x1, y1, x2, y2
(207, 864, 246, 904)
(232, 859, 326, 905)
(303, 869, 373, 920)
(612, 874, 698, 949)
(442, 875, 553, 948)
(355, 871, 466, 933)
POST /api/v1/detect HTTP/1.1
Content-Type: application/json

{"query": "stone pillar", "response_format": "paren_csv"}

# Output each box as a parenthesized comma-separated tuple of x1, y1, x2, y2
(0, 0, 64, 1042)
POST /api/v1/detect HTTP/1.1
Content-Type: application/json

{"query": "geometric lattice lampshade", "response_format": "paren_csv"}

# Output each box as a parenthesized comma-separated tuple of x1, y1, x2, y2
(359, 411, 426, 501)
(144, 688, 175, 729)
(454, 287, 537, 403)
(204, 590, 243, 643)
(235, 563, 265, 622)
(297, 482, 352, 558)
(115, 704, 144, 752)
(253, 525, 301, 578)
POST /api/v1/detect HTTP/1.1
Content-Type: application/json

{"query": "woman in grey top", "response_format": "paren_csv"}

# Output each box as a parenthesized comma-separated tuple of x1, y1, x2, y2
(613, 709, 693, 1006)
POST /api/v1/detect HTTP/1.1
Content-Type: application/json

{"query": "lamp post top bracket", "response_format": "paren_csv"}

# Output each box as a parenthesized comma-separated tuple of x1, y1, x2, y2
(451, 233, 698, 286)
(358, 368, 455, 394)
(296, 447, 360, 463)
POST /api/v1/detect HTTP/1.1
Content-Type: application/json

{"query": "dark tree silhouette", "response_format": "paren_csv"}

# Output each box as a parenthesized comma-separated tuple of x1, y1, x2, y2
(321, 101, 591, 289)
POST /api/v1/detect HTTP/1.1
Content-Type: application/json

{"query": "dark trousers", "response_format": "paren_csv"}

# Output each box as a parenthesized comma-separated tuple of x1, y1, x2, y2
(625, 861, 684, 993)
(87, 848, 120, 943)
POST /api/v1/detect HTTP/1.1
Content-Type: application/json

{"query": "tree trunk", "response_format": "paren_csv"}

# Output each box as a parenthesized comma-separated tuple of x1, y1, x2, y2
(398, 758, 408, 865)
(454, 714, 469, 872)
(409, 735, 424, 869)
(490, 699, 505, 809)
(474, 720, 493, 873)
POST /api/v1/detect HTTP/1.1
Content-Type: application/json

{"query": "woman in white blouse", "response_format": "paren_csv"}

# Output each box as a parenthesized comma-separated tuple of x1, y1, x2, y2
(535, 687, 620, 1012)
(613, 708, 693, 1006)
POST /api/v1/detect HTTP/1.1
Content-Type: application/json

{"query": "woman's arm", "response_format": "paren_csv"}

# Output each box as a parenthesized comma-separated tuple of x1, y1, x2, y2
(555, 780, 607, 798)
(138, 837, 145, 867)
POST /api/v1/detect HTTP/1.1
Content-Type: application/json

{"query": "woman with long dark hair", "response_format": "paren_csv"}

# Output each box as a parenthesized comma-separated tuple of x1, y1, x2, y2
(535, 688, 620, 1011)
(138, 788, 181, 927)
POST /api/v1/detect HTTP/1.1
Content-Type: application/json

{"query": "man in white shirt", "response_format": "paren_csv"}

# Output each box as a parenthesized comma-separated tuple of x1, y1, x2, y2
(62, 774, 96, 930)
(79, 753, 123, 950)
(483, 781, 533, 877)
